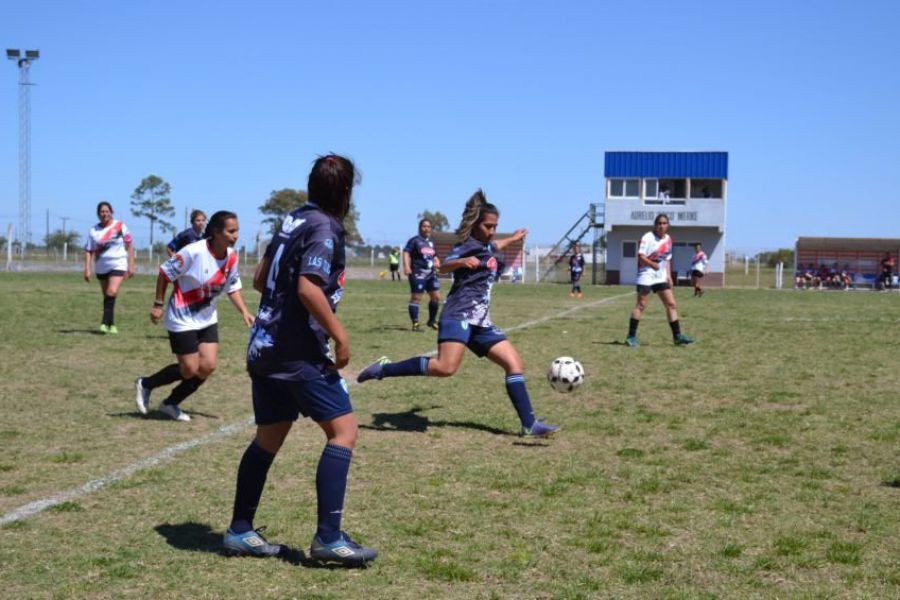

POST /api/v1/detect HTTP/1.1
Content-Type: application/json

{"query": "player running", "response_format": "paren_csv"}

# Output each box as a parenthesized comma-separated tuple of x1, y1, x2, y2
(404, 218, 442, 331)
(569, 243, 586, 298)
(223, 154, 376, 567)
(625, 214, 694, 347)
(83, 201, 135, 334)
(357, 189, 560, 438)
(134, 211, 254, 422)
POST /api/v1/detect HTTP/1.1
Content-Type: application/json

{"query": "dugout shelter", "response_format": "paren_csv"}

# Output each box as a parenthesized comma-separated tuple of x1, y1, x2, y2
(603, 151, 727, 287)
(795, 237, 900, 287)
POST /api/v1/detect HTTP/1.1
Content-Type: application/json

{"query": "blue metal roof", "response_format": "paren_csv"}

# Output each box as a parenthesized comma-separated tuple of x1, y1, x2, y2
(604, 152, 728, 179)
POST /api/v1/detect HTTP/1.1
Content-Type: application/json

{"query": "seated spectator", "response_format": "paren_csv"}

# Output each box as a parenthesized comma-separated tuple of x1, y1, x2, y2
(817, 264, 831, 289)
(840, 264, 852, 290)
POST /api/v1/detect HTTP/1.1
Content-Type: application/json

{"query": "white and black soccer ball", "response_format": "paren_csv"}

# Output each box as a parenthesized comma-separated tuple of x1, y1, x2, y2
(547, 356, 584, 393)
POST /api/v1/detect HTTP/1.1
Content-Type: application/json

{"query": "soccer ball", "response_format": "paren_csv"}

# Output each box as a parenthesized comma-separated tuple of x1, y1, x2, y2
(547, 356, 584, 393)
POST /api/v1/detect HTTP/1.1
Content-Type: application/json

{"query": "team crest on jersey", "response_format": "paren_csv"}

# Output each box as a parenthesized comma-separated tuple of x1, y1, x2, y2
(281, 215, 306, 235)
(324, 238, 333, 249)
(421, 246, 435, 257)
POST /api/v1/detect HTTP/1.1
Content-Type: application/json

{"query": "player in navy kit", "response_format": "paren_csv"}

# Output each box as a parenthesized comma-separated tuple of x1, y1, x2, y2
(404, 219, 441, 331)
(569, 244, 585, 298)
(223, 155, 376, 567)
(358, 190, 560, 438)
(166, 209, 207, 256)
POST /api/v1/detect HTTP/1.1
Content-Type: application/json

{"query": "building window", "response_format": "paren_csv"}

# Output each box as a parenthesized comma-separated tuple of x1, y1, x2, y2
(609, 179, 640, 198)
(644, 179, 659, 204)
(690, 179, 723, 199)
(623, 241, 637, 258)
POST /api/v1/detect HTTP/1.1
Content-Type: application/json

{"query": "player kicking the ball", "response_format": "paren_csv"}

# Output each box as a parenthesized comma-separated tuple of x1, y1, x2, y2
(357, 189, 560, 438)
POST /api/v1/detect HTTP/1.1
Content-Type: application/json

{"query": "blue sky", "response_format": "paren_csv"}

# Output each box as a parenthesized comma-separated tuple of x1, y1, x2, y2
(2, 0, 899, 252)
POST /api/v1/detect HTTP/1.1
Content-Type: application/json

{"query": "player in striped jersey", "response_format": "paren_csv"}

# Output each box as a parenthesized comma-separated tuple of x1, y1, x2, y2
(83, 201, 134, 334)
(134, 211, 254, 422)
(625, 214, 694, 347)
(690, 243, 709, 297)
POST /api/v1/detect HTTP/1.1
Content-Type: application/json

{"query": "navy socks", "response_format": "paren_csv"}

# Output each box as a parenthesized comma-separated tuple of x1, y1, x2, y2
(505, 374, 536, 429)
(382, 356, 429, 378)
(230, 441, 275, 533)
(102, 295, 116, 326)
(628, 317, 640, 338)
(427, 300, 439, 324)
(166, 376, 205, 406)
(408, 302, 419, 324)
(315, 444, 353, 544)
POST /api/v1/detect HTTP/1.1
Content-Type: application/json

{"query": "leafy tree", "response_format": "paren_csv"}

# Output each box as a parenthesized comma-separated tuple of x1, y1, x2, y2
(131, 175, 175, 247)
(758, 248, 795, 268)
(259, 188, 362, 244)
(417, 210, 450, 232)
(259, 188, 308, 235)
(44, 229, 81, 251)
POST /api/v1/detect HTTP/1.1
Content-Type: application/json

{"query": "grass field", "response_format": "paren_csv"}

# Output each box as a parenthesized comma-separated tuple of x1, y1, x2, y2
(0, 273, 898, 599)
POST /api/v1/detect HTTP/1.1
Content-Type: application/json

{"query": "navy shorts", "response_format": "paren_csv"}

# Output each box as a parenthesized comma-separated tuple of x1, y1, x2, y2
(409, 274, 440, 294)
(168, 323, 219, 355)
(438, 320, 507, 357)
(571, 271, 583, 283)
(96, 269, 126, 280)
(691, 270, 704, 279)
(636, 282, 671, 295)
(250, 372, 352, 425)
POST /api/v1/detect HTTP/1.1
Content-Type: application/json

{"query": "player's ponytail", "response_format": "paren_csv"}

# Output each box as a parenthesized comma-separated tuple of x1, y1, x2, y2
(455, 189, 499, 241)
(205, 210, 238, 240)
(308, 154, 360, 222)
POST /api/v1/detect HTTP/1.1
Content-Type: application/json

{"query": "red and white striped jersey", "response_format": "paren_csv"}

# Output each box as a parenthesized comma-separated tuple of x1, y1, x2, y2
(691, 251, 709, 273)
(636, 231, 672, 286)
(160, 239, 242, 332)
(84, 220, 132, 274)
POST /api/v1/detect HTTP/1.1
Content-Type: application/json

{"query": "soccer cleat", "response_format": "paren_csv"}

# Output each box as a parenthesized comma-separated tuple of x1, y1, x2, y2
(108, 325, 119, 335)
(309, 531, 377, 567)
(521, 419, 561, 438)
(411, 322, 421, 332)
(357, 356, 390, 383)
(99, 324, 109, 334)
(625, 336, 640, 348)
(576, 292, 583, 298)
(159, 401, 191, 422)
(134, 378, 151, 415)
(223, 527, 283, 558)
(426, 321, 439, 330)
(674, 334, 695, 346)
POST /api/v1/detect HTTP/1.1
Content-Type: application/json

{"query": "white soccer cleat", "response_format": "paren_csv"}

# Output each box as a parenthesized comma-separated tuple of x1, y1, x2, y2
(159, 402, 191, 422)
(134, 377, 151, 415)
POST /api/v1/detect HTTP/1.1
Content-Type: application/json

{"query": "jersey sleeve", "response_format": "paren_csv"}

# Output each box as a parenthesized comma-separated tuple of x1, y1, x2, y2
(445, 242, 464, 261)
(403, 237, 416, 254)
(225, 251, 242, 294)
(84, 231, 95, 253)
(638, 232, 652, 257)
(298, 220, 336, 285)
(166, 232, 182, 253)
(159, 248, 193, 282)
(120, 222, 133, 244)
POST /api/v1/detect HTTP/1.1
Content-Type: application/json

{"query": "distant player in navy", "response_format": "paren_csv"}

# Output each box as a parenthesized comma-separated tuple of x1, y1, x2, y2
(569, 243, 585, 298)
(134, 211, 254, 422)
(166, 209, 207, 256)
(223, 154, 376, 567)
(404, 218, 442, 331)
(625, 214, 694, 347)
(358, 190, 560, 438)
(83, 201, 135, 335)
(690, 242, 709, 297)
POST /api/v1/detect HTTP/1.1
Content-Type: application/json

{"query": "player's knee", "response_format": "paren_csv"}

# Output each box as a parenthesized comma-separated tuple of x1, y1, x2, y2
(198, 363, 216, 378)
(429, 362, 458, 377)
(179, 364, 199, 379)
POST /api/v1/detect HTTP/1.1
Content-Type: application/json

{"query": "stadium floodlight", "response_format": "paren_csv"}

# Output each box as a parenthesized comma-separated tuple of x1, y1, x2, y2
(25, 50, 39, 59)
(7, 47, 39, 254)
(6, 49, 20, 59)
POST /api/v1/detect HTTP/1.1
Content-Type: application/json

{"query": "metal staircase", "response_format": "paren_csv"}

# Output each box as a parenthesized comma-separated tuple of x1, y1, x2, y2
(539, 203, 605, 283)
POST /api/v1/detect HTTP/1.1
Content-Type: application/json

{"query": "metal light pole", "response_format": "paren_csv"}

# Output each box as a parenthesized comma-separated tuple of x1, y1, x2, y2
(6, 48, 39, 256)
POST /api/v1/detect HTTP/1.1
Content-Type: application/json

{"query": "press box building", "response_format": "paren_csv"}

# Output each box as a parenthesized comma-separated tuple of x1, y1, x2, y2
(603, 151, 728, 287)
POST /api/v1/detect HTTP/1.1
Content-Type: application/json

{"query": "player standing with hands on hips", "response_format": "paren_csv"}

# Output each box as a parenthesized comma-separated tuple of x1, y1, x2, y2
(625, 214, 694, 347)
(223, 154, 377, 567)
(134, 211, 254, 421)
(357, 189, 560, 438)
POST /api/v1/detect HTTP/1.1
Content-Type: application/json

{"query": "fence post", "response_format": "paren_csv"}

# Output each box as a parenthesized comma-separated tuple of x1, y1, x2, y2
(756, 257, 761, 289)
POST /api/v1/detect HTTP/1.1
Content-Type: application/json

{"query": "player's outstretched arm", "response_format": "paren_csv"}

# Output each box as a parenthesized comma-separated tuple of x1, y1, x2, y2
(494, 228, 527, 252)
(439, 256, 480, 274)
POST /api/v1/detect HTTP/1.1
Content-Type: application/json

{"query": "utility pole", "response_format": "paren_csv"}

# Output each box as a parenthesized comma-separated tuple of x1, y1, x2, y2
(6, 49, 39, 257)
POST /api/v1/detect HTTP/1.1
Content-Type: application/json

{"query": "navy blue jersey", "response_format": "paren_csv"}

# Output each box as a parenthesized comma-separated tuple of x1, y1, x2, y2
(247, 204, 346, 380)
(403, 235, 437, 279)
(569, 253, 585, 273)
(441, 237, 504, 327)
(167, 227, 204, 253)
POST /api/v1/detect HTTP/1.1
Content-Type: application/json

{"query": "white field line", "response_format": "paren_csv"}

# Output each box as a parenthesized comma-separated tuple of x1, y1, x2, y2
(0, 291, 632, 526)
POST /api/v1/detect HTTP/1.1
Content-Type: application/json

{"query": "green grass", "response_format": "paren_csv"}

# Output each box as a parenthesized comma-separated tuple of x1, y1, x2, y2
(0, 272, 898, 598)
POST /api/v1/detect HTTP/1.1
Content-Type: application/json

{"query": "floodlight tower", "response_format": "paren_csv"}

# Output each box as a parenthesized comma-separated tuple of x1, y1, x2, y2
(6, 48, 39, 252)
